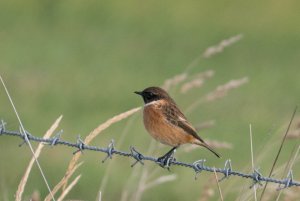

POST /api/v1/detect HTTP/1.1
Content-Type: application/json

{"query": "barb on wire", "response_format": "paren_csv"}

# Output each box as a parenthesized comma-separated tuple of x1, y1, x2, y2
(130, 146, 145, 167)
(102, 139, 115, 163)
(218, 159, 232, 182)
(50, 130, 63, 146)
(193, 159, 206, 179)
(277, 170, 294, 190)
(250, 169, 263, 188)
(73, 135, 85, 154)
(1, 120, 300, 189)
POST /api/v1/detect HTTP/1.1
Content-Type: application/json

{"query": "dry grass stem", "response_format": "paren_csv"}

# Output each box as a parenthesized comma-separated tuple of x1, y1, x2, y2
(229, 126, 281, 200)
(15, 115, 63, 201)
(186, 77, 248, 113)
(287, 145, 300, 174)
(84, 107, 141, 144)
(213, 168, 224, 201)
(287, 119, 300, 139)
(57, 175, 81, 201)
(1, 75, 55, 201)
(180, 70, 214, 93)
(30, 191, 40, 201)
(259, 148, 300, 201)
(133, 166, 149, 201)
(131, 140, 158, 201)
(194, 70, 215, 79)
(203, 34, 243, 58)
(120, 191, 129, 201)
(194, 120, 216, 131)
(249, 124, 257, 201)
(133, 172, 176, 201)
(162, 73, 188, 91)
(287, 130, 300, 139)
(99, 116, 139, 196)
(205, 77, 249, 102)
(120, 190, 129, 201)
(198, 176, 215, 201)
(120, 140, 157, 201)
(182, 79, 204, 93)
(44, 162, 83, 201)
(260, 107, 297, 201)
(275, 145, 300, 201)
(205, 139, 233, 149)
(283, 187, 300, 201)
(61, 107, 140, 190)
(98, 191, 102, 201)
(235, 183, 250, 201)
(143, 174, 177, 191)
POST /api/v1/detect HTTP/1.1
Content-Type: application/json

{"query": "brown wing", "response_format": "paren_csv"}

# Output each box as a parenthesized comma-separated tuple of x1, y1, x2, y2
(162, 102, 205, 143)
(161, 102, 221, 158)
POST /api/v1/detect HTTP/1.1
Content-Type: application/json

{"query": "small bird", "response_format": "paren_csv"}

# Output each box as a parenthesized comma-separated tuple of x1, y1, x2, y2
(135, 86, 220, 162)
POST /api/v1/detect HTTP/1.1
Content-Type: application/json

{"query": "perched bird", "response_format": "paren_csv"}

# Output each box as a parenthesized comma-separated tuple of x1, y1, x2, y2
(135, 86, 220, 161)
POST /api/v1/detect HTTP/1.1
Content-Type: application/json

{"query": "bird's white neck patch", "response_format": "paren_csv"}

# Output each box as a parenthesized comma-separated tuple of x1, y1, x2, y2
(144, 100, 161, 108)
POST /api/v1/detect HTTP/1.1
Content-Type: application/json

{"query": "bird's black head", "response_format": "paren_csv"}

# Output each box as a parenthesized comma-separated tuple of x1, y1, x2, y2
(135, 86, 170, 104)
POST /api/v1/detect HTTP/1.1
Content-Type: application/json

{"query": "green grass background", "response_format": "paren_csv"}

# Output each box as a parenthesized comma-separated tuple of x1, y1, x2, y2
(0, 0, 300, 200)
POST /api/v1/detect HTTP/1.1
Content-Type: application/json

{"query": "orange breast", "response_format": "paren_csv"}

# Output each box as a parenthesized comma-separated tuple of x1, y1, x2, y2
(143, 102, 194, 146)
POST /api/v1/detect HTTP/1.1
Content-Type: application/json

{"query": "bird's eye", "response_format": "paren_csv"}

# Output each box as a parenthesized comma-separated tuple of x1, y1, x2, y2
(149, 92, 158, 98)
(146, 92, 156, 100)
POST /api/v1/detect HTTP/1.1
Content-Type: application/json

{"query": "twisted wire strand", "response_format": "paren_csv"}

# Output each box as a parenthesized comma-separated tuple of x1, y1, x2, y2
(0, 121, 299, 189)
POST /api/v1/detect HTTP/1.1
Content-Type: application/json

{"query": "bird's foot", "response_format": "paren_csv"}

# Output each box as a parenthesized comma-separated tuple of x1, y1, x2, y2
(157, 150, 176, 170)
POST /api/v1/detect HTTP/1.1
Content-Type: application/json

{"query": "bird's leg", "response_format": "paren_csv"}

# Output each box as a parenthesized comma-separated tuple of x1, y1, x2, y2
(157, 146, 177, 168)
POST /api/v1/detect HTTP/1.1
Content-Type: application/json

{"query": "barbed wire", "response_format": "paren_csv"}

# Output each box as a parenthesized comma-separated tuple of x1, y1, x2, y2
(0, 120, 299, 189)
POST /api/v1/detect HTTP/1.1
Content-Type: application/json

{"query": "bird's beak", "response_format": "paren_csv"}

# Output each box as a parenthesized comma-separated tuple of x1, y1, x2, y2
(134, 91, 143, 96)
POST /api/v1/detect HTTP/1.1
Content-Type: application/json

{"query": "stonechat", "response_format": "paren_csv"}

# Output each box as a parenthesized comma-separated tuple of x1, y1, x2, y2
(135, 86, 220, 162)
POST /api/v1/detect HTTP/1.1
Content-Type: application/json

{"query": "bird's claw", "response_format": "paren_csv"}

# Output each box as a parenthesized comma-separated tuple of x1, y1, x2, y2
(157, 151, 176, 170)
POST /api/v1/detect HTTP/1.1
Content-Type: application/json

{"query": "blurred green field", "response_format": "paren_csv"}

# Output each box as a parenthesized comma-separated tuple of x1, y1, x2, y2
(0, 0, 300, 200)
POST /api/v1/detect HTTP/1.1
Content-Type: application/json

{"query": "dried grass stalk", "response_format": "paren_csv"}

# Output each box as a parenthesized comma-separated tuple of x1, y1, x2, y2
(203, 34, 243, 58)
(30, 191, 40, 201)
(57, 175, 81, 201)
(120, 190, 129, 201)
(133, 165, 149, 201)
(180, 70, 214, 93)
(133, 173, 176, 201)
(283, 187, 300, 201)
(194, 120, 216, 131)
(143, 174, 177, 191)
(249, 124, 257, 201)
(287, 130, 300, 139)
(98, 191, 102, 201)
(49, 107, 140, 196)
(260, 107, 297, 201)
(213, 168, 224, 201)
(205, 77, 249, 102)
(99, 116, 141, 198)
(162, 73, 188, 91)
(198, 176, 215, 201)
(15, 115, 63, 201)
(121, 139, 157, 201)
(205, 139, 233, 149)
(44, 162, 83, 201)
(186, 77, 248, 113)
(84, 107, 141, 144)
(275, 145, 300, 201)
(182, 79, 204, 93)
(287, 120, 300, 139)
